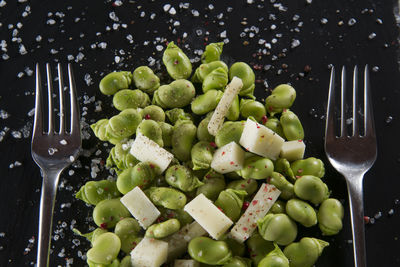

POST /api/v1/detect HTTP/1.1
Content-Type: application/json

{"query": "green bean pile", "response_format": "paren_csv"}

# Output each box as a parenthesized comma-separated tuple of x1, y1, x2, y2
(74, 41, 344, 267)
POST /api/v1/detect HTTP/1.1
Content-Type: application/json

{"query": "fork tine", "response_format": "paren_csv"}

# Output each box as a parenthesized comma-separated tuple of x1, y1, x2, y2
(364, 65, 376, 138)
(340, 66, 347, 137)
(325, 66, 336, 141)
(352, 65, 359, 136)
(33, 63, 44, 137)
(68, 64, 80, 135)
(57, 64, 65, 134)
(46, 63, 54, 134)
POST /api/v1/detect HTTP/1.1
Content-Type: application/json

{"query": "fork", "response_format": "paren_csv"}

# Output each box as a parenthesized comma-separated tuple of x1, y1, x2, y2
(31, 63, 81, 267)
(325, 65, 377, 267)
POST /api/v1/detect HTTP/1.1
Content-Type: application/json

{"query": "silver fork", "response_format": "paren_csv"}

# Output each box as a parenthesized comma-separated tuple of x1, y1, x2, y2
(325, 65, 377, 267)
(31, 63, 81, 267)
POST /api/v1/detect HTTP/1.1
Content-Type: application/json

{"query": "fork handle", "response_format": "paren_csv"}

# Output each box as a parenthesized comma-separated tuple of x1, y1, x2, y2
(37, 170, 61, 267)
(346, 176, 367, 267)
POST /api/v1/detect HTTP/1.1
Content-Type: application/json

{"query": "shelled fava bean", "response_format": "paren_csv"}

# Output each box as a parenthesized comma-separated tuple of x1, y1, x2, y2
(74, 41, 344, 267)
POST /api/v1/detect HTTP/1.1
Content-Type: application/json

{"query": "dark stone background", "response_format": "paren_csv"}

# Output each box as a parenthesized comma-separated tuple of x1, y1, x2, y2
(0, 0, 399, 266)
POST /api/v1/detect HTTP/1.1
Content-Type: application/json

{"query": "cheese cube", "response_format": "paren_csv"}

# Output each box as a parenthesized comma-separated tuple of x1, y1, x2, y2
(120, 186, 160, 229)
(280, 140, 305, 161)
(208, 77, 243, 136)
(131, 237, 168, 267)
(174, 260, 200, 267)
(239, 118, 285, 160)
(210, 141, 245, 174)
(230, 183, 281, 242)
(184, 194, 233, 239)
(164, 222, 207, 262)
(130, 133, 174, 174)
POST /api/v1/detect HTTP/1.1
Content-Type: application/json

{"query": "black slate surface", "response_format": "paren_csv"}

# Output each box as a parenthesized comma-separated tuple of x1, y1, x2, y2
(0, 0, 400, 266)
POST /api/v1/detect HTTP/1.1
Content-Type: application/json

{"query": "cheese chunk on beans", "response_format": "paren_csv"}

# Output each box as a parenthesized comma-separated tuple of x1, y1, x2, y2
(230, 183, 281, 242)
(210, 141, 245, 174)
(280, 140, 305, 161)
(184, 194, 233, 239)
(131, 237, 168, 267)
(174, 259, 200, 267)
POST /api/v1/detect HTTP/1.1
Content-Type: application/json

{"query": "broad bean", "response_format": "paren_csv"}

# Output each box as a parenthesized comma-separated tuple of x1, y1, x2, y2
(106, 141, 139, 170)
(136, 119, 164, 147)
(274, 158, 295, 182)
(132, 66, 160, 94)
(201, 42, 224, 63)
(224, 237, 246, 257)
(263, 116, 284, 138)
(283, 237, 329, 267)
(172, 120, 197, 161)
(191, 90, 223, 115)
(86, 232, 121, 265)
(120, 256, 132, 267)
(72, 227, 108, 245)
(227, 178, 258, 196)
(90, 118, 109, 141)
(223, 257, 251, 267)
(202, 67, 229, 93)
(215, 189, 247, 221)
(196, 170, 226, 201)
(188, 237, 232, 265)
(229, 62, 255, 99)
(112, 89, 150, 111)
(163, 41, 192, 80)
(280, 109, 304, 141)
(236, 156, 274, 180)
(147, 187, 187, 210)
(267, 172, 294, 200)
(99, 71, 132, 95)
(269, 200, 286, 214)
(239, 99, 266, 122)
(106, 109, 142, 144)
(76, 180, 120, 205)
(93, 198, 131, 229)
(197, 113, 215, 142)
(192, 61, 229, 83)
(290, 157, 325, 178)
(158, 121, 174, 147)
(153, 79, 196, 108)
(145, 218, 180, 238)
(294, 175, 329, 205)
(257, 213, 297, 246)
(166, 108, 193, 125)
(246, 230, 275, 266)
(114, 218, 142, 253)
(286, 199, 317, 227)
(265, 84, 296, 115)
(215, 121, 245, 148)
(116, 162, 156, 194)
(226, 95, 240, 121)
(165, 164, 204, 192)
(317, 198, 344, 236)
(258, 243, 289, 267)
(191, 141, 215, 170)
(141, 105, 166, 122)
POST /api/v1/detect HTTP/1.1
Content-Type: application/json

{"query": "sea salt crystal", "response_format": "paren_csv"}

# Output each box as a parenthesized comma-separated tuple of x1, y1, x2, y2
(348, 18, 357, 26)
(220, 30, 227, 38)
(368, 33, 376, 40)
(320, 18, 328, 24)
(11, 131, 22, 139)
(156, 45, 163, 51)
(163, 4, 171, 12)
(192, 9, 200, 17)
(169, 7, 176, 15)
(68, 170, 74, 176)
(84, 73, 93, 86)
(0, 110, 9, 119)
(47, 19, 56, 25)
(19, 44, 27, 55)
(291, 39, 300, 48)
(48, 147, 58, 155)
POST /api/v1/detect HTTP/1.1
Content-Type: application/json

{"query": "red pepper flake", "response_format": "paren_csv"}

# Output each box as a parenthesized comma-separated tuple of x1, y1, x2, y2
(210, 142, 217, 148)
(256, 123, 260, 129)
(174, 60, 179, 65)
(252, 200, 258, 206)
(251, 223, 256, 228)
(364, 216, 370, 224)
(297, 169, 303, 173)
(242, 227, 248, 231)
(249, 212, 253, 216)
(264, 165, 268, 168)
(247, 180, 251, 184)
(242, 201, 250, 210)
(268, 106, 273, 112)
(283, 108, 287, 112)
(267, 197, 272, 200)
(251, 254, 257, 257)
(261, 135, 265, 138)
(230, 161, 235, 165)
(144, 114, 151, 120)
(100, 223, 107, 229)
(240, 184, 246, 188)
(149, 163, 155, 169)
(205, 174, 211, 179)
(217, 207, 224, 213)
(222, 151, 226, 155)
(296, 175, 301, 179)
(263, 184, 269, 192)
(298, 139, 303, 142)
(262, 115, 268, 124)
(104, 187, 109, 191)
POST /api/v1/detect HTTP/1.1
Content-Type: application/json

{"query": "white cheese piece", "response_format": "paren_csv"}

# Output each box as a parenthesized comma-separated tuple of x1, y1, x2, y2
(208, 77, 243, 136)
(174, 259, 200, 267)
(210, 141, 245, 174)
(164, 221, 207, 262)
(120, 186, 160, 229)
(130, 133, 174, 174)
(239, 118, 285, 160)
(280, 140, 305, 161)
(184, 194, 233, 239)
(230, 183, 281, 243)
(130, 237, 168, 267)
